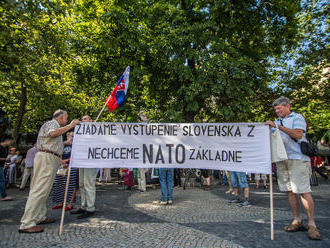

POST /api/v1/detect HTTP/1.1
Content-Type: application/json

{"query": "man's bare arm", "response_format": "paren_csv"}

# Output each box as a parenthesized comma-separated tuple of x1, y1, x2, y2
(266, 121, 303, 140)
(49, 119, 80, 138)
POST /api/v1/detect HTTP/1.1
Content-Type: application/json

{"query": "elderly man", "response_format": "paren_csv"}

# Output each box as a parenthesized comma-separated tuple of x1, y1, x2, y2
(266, 96, 321, 240)
(71, 115, 98, 219)
(19, 110, 79, 234)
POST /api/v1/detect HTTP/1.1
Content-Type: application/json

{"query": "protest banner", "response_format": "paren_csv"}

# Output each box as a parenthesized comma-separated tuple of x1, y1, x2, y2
(69, 122, 271, 174)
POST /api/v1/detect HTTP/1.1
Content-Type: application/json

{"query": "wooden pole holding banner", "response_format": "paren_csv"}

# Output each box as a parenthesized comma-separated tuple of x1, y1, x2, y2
(59, 166, 71, 235)
(268, 125, 274, 240)
(270, 173, 274, 240)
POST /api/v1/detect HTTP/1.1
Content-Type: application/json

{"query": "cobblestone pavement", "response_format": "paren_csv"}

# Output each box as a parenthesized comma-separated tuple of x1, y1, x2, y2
(1, 179, 329, 248)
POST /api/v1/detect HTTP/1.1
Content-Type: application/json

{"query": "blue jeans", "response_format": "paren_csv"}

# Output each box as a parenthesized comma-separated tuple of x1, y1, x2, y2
(0, 167, 7, 198)
(230, 171, 248, 188)
(159, 168, 174, 202)
(222, 172, 227, 185)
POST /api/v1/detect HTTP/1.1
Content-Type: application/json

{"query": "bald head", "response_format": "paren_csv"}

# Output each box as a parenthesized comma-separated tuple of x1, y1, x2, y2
(53, 109, 68, 126)
(53, 109, 67, 119)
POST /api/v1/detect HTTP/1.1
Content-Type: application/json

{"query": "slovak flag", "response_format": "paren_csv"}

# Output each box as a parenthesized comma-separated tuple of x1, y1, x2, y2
(105, 66, 130, 112)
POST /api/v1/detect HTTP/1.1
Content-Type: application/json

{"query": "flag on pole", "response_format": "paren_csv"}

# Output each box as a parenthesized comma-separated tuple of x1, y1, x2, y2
(105, 66, 130, 112)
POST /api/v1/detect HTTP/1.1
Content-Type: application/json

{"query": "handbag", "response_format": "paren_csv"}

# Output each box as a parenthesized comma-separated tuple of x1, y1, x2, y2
(270, 129, 288, 163)
(56, 167, 68, 176)
(300, 141, 318, 157)
(279, 120, 318, 157)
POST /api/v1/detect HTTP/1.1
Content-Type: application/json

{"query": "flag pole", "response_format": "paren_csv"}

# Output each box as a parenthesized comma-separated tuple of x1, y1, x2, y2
(94, 97, 111, 122)
(59, 166, 71, 235)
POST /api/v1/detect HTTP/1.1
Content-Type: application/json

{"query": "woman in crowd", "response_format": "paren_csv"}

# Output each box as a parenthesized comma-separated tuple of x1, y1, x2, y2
(51, 132, 78, 211)
(254, 174, 268, 189)
(121, 168, 134, 190)
(5, 147, 18, 188)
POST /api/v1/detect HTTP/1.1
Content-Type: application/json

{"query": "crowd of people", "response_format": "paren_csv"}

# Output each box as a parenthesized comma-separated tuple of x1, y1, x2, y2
(1, 97, 329, 241)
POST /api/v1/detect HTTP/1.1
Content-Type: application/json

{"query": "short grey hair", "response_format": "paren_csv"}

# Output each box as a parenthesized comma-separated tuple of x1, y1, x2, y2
(53, 109, 67, 119)
(272, 96, 290, 107)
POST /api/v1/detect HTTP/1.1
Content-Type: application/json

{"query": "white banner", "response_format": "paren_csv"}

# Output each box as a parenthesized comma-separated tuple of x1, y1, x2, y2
(70, 122, 271, 174)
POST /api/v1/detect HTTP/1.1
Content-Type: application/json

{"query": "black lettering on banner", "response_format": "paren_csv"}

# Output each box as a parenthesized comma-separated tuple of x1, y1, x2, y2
(88, 147, 94, 158)
(176, 144, 185, 164)
(228, 150, 235, 161)
(236, 151, 242, 162)
(114, 148, 119, 159)
(98, 126, 104, 135)
(101, 148, 107, 159)
(166, 144, 174, 163)
(215, 151, 221, 161)
(143, 144, 153, 163)
(202, 149, 209, 160)
(110, 124, 116, 135)
(222, 150, 228, 161)
(189, 149, 195, 160)
(182, 126, 188, 136)
(155, 145, 165, 164)
(196, 149, 202, 160)
(121, 124, 127, 134)
(91, 124, 97, 134)
(76, 124, 82, 135)
(234, 127, 241, 136)
(133, 125, 139, 135)
(120, 148, 127, 159)
(85, 125, 91, 135)
(227, 126, 233, 136)
(103, 124, 110, 135)
(127, 125, 133, 135)
(126, 148, 139, 159)
(94, 147, 101, 159)
(247, 125, 255, 137)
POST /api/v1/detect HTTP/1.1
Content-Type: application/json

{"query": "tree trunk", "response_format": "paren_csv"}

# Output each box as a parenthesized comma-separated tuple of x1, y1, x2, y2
(13, 80, 27, 144)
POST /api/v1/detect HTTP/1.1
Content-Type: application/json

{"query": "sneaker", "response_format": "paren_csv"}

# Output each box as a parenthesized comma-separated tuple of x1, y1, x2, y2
(167, 200, 173, 205)
(1, 196, 13, 201)
(77, 211, 95, 219)
(225, 190, 232, 194)
(152, 200, 167, 205)
(71, 208, 86, 215)
(240, 200, 251, 207)
(229, 198, 242, 203)
(51, 203, 63, 210)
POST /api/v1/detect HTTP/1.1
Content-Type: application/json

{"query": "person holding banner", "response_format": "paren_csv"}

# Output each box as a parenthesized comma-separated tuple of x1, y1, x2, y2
(266, 96, 321, 240)
(71, 115, 98, 219)
(19, 109, 79, 234)
(154, 168, 174, 205)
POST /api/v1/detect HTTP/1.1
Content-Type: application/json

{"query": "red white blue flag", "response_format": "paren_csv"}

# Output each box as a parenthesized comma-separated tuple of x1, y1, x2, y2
(105, 66, 130, 112)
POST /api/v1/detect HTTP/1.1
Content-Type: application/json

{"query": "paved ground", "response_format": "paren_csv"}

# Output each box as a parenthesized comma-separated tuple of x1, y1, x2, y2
(0, 178, 329, 248)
